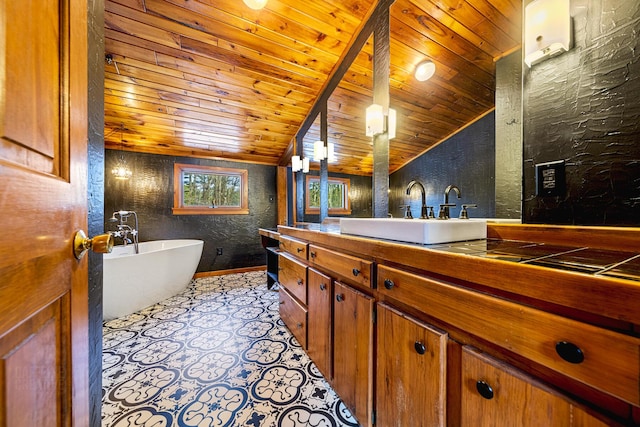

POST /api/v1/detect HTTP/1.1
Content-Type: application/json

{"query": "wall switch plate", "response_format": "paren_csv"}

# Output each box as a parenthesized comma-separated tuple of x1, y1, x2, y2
(535, 160, 566, 197)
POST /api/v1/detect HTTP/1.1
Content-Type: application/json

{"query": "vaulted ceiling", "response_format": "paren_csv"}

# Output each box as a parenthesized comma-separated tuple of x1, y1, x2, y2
(104, 0, 521, 176)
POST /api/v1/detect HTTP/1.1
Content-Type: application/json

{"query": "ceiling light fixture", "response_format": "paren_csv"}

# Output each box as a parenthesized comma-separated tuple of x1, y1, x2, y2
(243, 0, 267, 10)
(414, 60, 436, 82)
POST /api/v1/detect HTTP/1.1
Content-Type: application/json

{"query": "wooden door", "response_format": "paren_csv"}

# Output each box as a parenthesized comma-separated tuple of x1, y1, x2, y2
(376, 303, 447, 427)
(332, 281, 374, 427)
(460, 346, 610, 426)
(306, 268, 332, 380)
(0, 0, 89, 425)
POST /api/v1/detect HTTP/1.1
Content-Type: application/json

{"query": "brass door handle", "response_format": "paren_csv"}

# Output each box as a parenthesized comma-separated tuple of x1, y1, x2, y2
(74, 230, 114, 260)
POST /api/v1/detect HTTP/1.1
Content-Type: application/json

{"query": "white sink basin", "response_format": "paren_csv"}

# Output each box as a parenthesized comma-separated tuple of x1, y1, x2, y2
(340, 217, 487, 245)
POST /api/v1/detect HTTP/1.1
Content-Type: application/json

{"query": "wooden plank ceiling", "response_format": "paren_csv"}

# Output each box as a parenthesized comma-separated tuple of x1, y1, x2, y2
(104, 0, 521, 176)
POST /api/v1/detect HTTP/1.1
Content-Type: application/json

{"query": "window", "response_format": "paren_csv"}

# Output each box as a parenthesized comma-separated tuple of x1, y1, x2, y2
(305, 176, 351, 215)
(173, 163, 248, 215)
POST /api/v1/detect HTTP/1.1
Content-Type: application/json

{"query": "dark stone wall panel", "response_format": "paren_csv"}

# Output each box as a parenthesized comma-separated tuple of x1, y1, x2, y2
(390, 113, 496, 219)
(87, 0, 105, 425)
(105, 151, 277, 272)
(523, 0, 640, 225)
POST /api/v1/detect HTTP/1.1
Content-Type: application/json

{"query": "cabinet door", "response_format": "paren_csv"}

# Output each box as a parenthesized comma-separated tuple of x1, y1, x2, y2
(307, 268, 332, 380)
(333, 281, 374, 427)
(376, 304, 447, 427)
(461, 346, 610, 426)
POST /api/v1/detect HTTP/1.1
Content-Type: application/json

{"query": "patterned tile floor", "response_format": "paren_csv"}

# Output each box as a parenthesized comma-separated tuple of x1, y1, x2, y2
(102, 271, 359, 427)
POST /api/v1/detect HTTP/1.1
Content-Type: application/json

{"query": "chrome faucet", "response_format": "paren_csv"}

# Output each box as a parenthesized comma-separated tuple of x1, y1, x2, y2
(405, 180, 431, 219)
(108, 210, 139, 253)
(440, 185, 461, 219)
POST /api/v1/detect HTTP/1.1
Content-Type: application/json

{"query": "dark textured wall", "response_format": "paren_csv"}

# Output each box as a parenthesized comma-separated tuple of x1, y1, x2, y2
(87, 0, 104, 425)
(390, 112, 496, 219)
(495, 50, 523, 219)
(302, 171, 373, 223)
(523, 0, 640, 225)
(105, 151, 278, 271)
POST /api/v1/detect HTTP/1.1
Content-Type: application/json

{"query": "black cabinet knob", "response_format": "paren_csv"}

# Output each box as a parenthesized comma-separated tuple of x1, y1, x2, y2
(414, 341, 426, 355)
(476, 380, 494, 400)
(297, 247, 303, 253)
(310, 252, 316, 258)
(384, 279, 394, 290)
(297, 278, 303, 285)
(320, 284, 326, 291)
(555, 341, 585, 364)
(297, 322, 302, 329)
(352, 268, 360, 277)
(336, 294, 344, 302)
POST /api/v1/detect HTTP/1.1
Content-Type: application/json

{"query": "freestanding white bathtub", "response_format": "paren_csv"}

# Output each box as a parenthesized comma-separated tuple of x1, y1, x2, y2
(103, 239, 204, 321)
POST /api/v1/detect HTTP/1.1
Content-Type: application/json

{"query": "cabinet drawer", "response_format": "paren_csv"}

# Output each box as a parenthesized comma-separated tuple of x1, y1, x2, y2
(378, 264, 640, 406)
(308, 244, 373, 290)
(461, 346, 610, 426)
(279, 286, 307, 348)
(278, 253, 307, 305)
(279, 235, 308, 260)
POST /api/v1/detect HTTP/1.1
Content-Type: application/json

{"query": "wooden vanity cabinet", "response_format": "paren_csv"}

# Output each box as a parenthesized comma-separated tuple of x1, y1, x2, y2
(460, 346, 609, 427)
(306, 267, 332, 380)
(333, 281, 374, 427)
(376, 303, 448, 427)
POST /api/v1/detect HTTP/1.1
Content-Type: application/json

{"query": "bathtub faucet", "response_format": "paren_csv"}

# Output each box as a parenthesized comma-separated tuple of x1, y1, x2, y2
(109, 210, 139, 254)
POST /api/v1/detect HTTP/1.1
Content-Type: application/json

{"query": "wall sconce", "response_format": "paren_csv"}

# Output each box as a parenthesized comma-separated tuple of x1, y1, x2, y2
(291, 155, 309, 173)
(524, 0, 572, 67)
(243, 0, 267, 10)
(365, 104, 396, 139)
(313, 140, 337, 162)
(414, 60, 436, 82)
(110, 123, 133, 180)
(313, 140, 325, 161)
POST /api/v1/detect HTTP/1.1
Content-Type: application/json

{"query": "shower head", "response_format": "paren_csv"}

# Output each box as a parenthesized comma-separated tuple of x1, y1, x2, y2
(108, 213, 119, 223)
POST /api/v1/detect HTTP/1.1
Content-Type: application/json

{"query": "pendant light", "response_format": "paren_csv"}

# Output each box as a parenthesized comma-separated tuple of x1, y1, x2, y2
(111, 123, 133, 180)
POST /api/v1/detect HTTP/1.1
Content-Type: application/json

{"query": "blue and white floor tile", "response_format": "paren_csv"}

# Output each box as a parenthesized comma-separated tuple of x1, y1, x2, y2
(102, 271, 359, 427)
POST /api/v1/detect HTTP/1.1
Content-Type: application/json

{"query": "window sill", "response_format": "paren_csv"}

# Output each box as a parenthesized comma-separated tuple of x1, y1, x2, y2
(172, 207, 249, 215)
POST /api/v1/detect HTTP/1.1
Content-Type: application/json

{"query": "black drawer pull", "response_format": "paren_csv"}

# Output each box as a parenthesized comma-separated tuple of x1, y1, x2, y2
(279, 300, 285, 305)
(310, 252, 316, 258)
(297, 322, 303, 329)
(320, 283, 326, 291)
(336, 294, 344, 302)
(297, 279, 303, 286)
(352, 268, 360, 277)
(384, 279, 394, 290)
(555, 341, 584, 364)
(414, 341, 426, 355)
(297, 247, 303, 253)
(476, 380, 494, 400)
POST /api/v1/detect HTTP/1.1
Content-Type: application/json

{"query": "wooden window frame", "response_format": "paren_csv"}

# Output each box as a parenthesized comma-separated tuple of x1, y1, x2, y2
(305, 175, 352, 215)
(173, 163, 249, 215)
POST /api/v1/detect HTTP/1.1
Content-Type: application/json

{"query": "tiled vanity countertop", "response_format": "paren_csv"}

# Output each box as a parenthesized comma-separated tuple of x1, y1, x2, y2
(417, 239, 640, 281)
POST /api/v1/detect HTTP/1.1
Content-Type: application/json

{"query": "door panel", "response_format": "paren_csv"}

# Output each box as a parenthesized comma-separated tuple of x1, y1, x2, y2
(0, 0, 89, 425)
